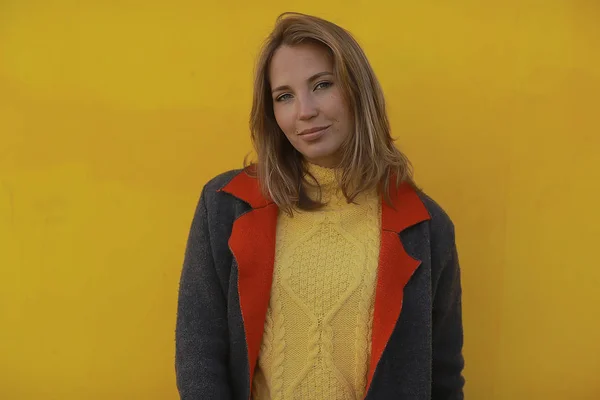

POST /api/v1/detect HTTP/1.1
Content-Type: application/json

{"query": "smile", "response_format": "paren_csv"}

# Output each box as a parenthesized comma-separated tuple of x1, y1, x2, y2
(298, 125, 331, 141)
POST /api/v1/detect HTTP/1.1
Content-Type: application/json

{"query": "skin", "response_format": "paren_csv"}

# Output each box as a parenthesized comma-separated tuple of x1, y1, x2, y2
(269, 42, 353, 168)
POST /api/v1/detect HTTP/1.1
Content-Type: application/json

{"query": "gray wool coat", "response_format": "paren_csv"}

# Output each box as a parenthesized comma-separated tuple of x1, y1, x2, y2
(175, 168, 465, 399)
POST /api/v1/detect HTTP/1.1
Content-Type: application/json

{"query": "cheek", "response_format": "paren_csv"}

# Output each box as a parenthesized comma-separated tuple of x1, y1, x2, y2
(274, 106, 296, 137)
(333, 106, 352, 137)
(325, 94, 351, 131)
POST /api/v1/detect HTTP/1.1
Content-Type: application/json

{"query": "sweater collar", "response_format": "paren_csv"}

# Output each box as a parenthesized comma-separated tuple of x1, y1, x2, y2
(304, 162, 341, 204)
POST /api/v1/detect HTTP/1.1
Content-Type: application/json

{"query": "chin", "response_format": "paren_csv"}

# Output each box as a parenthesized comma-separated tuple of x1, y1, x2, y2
(301, 148, 333, 159)
(301, 149, 341, 167)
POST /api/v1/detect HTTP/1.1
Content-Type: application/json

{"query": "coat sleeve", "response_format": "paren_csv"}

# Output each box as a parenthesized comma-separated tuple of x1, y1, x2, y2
(175, 188, 232, 399)
(431, 222, 465, 400)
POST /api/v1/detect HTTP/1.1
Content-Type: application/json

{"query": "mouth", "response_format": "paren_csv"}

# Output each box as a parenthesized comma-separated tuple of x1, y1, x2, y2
(299, 125, 331, 136)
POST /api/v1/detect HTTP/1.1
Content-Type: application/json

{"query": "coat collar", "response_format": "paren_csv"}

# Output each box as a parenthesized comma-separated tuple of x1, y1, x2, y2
(219, 167, 431, 399)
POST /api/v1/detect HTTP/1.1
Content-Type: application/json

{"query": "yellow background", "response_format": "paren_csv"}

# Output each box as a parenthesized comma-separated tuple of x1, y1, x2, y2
(1, 1, 599, 399)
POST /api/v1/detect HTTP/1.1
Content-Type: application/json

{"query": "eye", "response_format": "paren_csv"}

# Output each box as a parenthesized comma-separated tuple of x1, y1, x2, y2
(275, 93, 293, 102)
(315, 81, 333, 90)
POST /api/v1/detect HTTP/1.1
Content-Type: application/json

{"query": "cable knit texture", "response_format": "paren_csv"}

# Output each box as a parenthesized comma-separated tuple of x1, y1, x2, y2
(252, 164, 382, 400)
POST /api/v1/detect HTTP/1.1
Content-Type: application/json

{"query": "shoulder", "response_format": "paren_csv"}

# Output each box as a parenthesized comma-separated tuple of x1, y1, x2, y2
(416, 190, 456, 245)
(413, 191, 459, 278)
(202, 169, 245, 196)
(200, 168, 267, 212)
(196, 169, 246, 211)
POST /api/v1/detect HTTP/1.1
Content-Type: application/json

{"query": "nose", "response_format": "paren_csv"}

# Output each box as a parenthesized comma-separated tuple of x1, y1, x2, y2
(296, 93, 318, 120)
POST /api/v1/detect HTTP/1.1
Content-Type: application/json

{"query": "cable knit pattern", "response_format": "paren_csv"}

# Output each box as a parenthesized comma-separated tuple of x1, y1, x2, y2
(253, 164, 381, 400)
(354, 197, 380, 394)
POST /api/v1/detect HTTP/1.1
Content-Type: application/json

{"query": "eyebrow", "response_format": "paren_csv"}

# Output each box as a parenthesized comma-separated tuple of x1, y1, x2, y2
(271, 71, 334, 94)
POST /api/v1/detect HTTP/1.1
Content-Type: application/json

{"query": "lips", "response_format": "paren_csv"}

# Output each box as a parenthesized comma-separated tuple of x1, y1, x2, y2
(299, 125, 331, 136)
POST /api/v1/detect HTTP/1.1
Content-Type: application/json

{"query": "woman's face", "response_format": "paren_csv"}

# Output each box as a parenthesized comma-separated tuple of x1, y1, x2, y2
(269, 42, 352, 168)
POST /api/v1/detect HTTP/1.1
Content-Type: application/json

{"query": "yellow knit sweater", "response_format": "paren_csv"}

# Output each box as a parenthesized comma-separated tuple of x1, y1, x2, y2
(252, 164, 382, 400)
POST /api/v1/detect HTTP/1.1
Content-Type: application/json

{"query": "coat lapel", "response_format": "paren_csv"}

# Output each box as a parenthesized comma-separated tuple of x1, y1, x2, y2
(365, 181, 431, 395)
(220, 169, 431, 398)
(219, 168, 277, 395)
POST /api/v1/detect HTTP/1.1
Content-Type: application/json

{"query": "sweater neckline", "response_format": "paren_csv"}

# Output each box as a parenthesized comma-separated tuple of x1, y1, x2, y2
(305, 162, 338, 188)
(303, 162, 342, 205)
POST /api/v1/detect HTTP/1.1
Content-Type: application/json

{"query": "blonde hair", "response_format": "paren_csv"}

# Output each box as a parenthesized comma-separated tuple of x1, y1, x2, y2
(247, 12, 415, 215)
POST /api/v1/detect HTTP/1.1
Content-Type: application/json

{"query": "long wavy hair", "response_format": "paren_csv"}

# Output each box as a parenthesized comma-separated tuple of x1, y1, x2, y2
(247, 12, 415, 215)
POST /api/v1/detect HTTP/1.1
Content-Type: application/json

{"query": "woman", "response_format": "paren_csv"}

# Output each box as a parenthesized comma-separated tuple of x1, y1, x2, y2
(176, 12, 464, 400)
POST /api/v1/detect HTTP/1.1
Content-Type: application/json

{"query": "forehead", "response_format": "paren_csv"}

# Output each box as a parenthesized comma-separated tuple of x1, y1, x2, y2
(269, 42, 333, 85)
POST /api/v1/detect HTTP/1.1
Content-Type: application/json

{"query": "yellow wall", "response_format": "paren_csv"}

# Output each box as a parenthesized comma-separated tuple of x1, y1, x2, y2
(1, 1, 599, 398)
